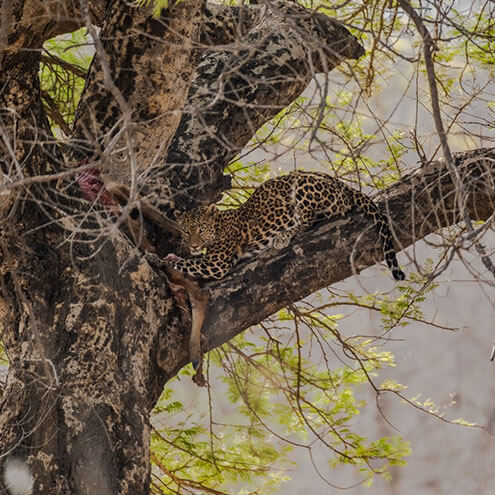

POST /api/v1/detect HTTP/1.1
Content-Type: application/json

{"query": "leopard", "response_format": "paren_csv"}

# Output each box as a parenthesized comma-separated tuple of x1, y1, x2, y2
(166, 170, 405, 281)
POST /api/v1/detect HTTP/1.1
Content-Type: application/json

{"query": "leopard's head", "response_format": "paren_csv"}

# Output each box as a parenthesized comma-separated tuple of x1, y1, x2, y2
(175, 204, 218, 255)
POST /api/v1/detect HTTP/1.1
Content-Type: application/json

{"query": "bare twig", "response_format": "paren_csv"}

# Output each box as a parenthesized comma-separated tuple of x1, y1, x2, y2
(398, 0, 495, 279)
(41, 52, 88, 79)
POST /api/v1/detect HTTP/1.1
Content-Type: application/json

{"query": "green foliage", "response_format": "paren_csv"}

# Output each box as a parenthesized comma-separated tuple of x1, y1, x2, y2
(151, 380, 292, 494)
(431, 10, 495, 69)
(151, 313, 413, 493)
(235, 88, 409, 194)
(136, 0, 170, 16)
(223, 160, 272, 207)
(346, 271, 437, 331)
(40, 28, 93, 135)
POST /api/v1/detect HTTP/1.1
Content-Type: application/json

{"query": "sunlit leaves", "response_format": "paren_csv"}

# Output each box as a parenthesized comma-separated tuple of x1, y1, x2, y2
(151, 377, 291, 494)
(207, 310, 412, 486)
(40, 28, 93, 135)
(150, 284, 419, 492)
(136, 0, 171, 17)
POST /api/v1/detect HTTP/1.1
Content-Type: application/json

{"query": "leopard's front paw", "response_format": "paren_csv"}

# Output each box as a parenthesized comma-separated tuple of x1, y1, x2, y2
(145, 252, 167, 269)
(164, 253, 187, 275)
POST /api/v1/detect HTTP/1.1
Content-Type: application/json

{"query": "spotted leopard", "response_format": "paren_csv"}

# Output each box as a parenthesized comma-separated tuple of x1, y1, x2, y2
(167, 171, 405, 281)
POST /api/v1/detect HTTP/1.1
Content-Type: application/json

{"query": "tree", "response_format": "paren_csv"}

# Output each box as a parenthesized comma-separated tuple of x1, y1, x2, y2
(0, 0, 493, 493)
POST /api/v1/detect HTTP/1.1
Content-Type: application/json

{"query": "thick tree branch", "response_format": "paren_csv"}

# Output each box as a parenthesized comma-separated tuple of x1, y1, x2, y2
(156, 148, 495, 379)
(71, 0, 205, 176)
(164, 1, 364, 209)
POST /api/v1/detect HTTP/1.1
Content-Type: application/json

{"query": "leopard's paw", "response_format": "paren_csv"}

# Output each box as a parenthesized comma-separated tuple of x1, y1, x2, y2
(145, 252, 167, 269)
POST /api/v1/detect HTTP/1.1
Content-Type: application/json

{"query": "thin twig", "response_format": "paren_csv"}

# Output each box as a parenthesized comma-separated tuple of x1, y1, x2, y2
(41, 52, 88, 79)
(398, 0, 495, 280)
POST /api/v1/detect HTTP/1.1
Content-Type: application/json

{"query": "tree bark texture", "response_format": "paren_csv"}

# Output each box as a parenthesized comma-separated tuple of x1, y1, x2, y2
(0, 1, 493, 494)
(165, 2, 365, 210)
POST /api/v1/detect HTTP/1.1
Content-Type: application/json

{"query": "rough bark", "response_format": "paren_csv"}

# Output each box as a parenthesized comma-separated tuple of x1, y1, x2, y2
(70, 0, 205, 178)
(0, 1, 201, 493)
(0, 48, 174, 494)
(165, 2, 365, 210)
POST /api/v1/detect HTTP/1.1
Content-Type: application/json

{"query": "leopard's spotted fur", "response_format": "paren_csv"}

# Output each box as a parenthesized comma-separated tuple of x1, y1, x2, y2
(168, 171, 405, 281)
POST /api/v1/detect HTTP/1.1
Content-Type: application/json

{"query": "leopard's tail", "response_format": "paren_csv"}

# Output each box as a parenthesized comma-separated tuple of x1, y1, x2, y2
(351, 190, 405, 281)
